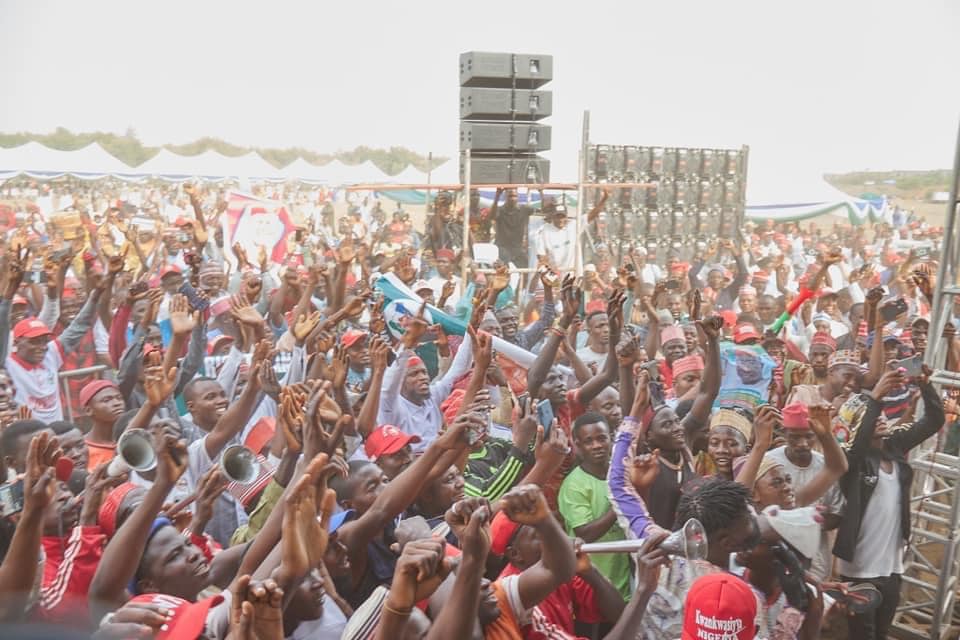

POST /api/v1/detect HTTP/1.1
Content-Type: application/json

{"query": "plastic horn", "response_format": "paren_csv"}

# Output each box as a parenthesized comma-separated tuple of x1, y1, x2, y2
(579, 518, 708, 560)
(108, 429, 157, 477)
(220, 445, 259, 484)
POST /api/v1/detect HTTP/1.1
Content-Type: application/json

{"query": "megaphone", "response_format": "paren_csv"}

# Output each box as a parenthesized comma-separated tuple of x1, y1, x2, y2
(108, 429, 157, 477)
(220, 445, 260, 484)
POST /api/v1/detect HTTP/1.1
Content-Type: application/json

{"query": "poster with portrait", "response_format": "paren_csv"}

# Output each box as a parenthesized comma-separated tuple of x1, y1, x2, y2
(715, 342, 776, 415)
(222, 191, 296, 271)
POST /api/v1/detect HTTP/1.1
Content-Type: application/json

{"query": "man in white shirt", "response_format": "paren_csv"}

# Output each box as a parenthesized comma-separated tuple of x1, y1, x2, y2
(1, 288, 103, 424)
(377, 338, 473, 450)
(535, 203, 578, 273)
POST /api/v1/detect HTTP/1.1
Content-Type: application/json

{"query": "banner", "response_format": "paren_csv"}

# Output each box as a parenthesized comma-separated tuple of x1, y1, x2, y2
(222, 191, 296, 271)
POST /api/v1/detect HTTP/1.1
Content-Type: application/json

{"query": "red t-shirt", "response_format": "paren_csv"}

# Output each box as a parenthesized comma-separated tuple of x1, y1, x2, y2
(499, 563, 600, 640)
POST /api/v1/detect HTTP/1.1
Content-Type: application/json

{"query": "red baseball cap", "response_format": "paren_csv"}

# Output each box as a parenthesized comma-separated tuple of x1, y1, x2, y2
(13, 318, 53, 340)
(364, 425, 421, 461)
(341, 329, 367, 349)
(79, 380, 120, 407)
(159, 265, 182, 278)
(732, 323, 761, 344)
(682, 573, 757, 640)
(489, 510, 522, 556)
(127, 593, 224, 640)
(11, 294, 28, 306)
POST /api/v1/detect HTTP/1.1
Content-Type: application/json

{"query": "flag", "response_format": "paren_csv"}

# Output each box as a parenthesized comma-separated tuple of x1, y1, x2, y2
(222, 191, 296, 271)
(373, 272, 537, 369)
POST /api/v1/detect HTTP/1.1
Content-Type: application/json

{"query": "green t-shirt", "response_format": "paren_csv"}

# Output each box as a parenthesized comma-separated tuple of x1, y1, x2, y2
(558, 465, 632, 600)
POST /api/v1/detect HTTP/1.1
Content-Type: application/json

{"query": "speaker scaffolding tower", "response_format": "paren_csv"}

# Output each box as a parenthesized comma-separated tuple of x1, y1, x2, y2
(891, 117, 960, 640)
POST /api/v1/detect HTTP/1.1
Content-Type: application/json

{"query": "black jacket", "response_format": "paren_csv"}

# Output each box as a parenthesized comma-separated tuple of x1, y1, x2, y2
(833, 383, 944, 562)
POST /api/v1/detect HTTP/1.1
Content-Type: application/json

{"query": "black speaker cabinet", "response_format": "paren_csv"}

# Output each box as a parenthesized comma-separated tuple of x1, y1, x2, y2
(459, 154, 550, 185)
(459, 122, 552, 152)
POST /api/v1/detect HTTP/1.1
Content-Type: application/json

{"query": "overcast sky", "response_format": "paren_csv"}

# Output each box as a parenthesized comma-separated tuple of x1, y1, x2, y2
(2, 0, 958, 180)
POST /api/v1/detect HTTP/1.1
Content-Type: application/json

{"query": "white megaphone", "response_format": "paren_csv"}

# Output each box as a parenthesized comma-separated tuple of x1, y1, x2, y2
(220, 445, 260, 484)
(108, 429, 157, 477)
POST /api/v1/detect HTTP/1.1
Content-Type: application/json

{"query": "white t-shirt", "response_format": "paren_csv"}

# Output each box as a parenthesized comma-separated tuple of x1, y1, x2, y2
(765, 447, 844, 581)
(289, 604, 349, 640)
(535, 223, 578, 272)
(836, 464, 904, 579)
(575, 345, 607, 371)
(6, 342, 64, 423)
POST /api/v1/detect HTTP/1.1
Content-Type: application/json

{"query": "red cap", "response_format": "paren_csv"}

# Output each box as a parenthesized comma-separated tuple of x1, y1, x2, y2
(732, 323, 761, 344)
(127, 594, 224, 640)
(490, 510, 522, 556)
(207, 335, 235, 355)
(79, 380, 119, 407)
(585, 298, 606, 314)
(720, 310, 738, 328)
(781, 403, 809, 430)
(440, 388, 466, 425)
(341, 329, 367, 349)
(364, 425, 421, 462)
(436, 248, 456, 261)
(810, 331, 837, 351)
(173, 216, 194, 227)
(13, 318, 53, 340)
(98, 482, 138, 538)
(682, 573, 757, 640)
(11, 294, 28, 305)
(159, 265, 182, 278)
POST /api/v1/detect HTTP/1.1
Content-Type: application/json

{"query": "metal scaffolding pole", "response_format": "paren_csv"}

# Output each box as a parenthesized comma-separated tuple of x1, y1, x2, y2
(891, 117, 960, 640)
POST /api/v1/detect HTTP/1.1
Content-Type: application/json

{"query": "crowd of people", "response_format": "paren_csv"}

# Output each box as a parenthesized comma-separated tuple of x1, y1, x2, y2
(0, 176, 954, 640)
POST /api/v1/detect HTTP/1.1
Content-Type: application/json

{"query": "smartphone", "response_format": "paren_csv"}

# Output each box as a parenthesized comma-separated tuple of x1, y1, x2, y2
(665, 279, 680, 291)
(0, 479, 24, 516)
(805, 249, 819, 259)
(881, 298, 909, 322)
(648, 381, 666, 407)
(914, 246, 931, 261)
(23, 271, 47, 285)
(639, 360, 661, 381)
(50, 248, 72, 262)
(178, 282, 210, 312)
(537, 400, 555, 437)
(894, 354, 924, 378)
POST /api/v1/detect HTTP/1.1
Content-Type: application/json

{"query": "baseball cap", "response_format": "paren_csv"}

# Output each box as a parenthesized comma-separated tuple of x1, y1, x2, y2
(79, 380, 119, 407)
(13, 318, 53, 340)
(159, 265, 182, 279)
(11, 294, 28, 306)
(733, 323, 761, 344)
(364, 425, 421, 461)
(682, 573, 757, 640)
(412, 279, 433, 293)
(126, 593, 224, 640)
(489, 510, 522, 556)
(328, 508, 357, 534)
(341, 329, 367, 349)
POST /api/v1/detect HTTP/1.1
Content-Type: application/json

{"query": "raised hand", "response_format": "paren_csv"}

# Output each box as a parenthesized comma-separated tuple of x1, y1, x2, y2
(230, 294, 265, 327)
(368, 335, 392, 374)
(533, 421, 570, 473)
(292, 310, 321, 343)
(169, 294, 199, 336)
(688, 288, 702, 321)
(697, 315, 723, 341)
(630, 369, 652, 417)
(441, 279, 456, 302)
(22, 432, 61, 517)
(445, 497, 492, 559)
(143, 362, 179, 408)
(4, 245, 30, 298)
(871, 367, 906, 401)
(153, 427, 188, 487)
(232, 243, 251, 269)
(607, 288, 626, 342)
(628, 446, 660, 497)
(336, 238, 356, 265)
(107, 247, 128, 276)
(497, 484, 551, 526)
(468, 325, 494, 372)
(807, 404, 832, 437)
(512, 396, 539, 450)
(341, 293, 369, 318)
(259, 359, 282, 402)
(559, 274, 583, 327)
(491, 260, 510, 292)
(277, 386, 307, 455)
(226, 575, 284, 640)
(402, 301, 430, 349)
(189, 467, 229, 534)
(387, 537, 451, 611)
(330, 344, 349, 389)
(753, 405, 781, 448)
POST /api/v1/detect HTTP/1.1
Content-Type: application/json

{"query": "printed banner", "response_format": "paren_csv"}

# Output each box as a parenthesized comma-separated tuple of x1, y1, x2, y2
(221, 191, 296, 271)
